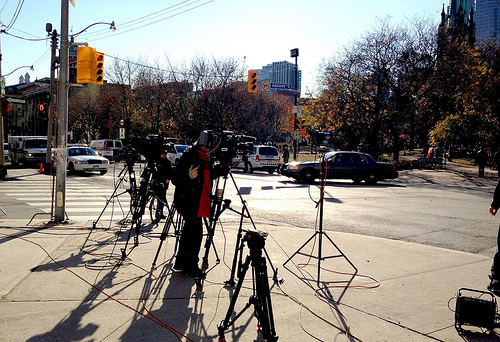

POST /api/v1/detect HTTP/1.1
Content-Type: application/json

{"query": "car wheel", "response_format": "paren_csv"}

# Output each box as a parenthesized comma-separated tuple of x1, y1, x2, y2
(365, 174, 378, 184)
(100, 170, 108, 175)
(299, 168, 316, 182)
(267, 168, 275, 175)
(68, 162, 76, 175)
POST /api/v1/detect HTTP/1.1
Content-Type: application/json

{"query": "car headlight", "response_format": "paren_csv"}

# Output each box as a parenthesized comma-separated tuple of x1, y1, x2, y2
(74, 160, 87, 164)
(103, 159, 109, 165)
(288, 165, 299, 170)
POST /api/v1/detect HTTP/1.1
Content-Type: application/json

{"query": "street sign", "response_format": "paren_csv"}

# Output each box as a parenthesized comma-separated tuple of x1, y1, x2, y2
(270, 83, 292, 90)
(262, 81, 270, 91)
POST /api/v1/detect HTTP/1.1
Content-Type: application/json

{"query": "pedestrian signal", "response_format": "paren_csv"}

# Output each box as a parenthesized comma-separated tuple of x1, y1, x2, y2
(36, 103, 48, 119)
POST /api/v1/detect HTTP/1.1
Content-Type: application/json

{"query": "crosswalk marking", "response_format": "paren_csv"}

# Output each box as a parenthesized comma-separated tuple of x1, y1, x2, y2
(1, 173, 240, 222)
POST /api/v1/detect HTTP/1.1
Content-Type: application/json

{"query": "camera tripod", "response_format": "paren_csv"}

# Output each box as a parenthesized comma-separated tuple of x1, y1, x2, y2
(151, 200, 184, 267)
(200, 171, 279, 285)
(119, 158, 163, 260)
(283, 153, 357, 285)
(218, 229, 278, 342)
(82, 159, 138, 251)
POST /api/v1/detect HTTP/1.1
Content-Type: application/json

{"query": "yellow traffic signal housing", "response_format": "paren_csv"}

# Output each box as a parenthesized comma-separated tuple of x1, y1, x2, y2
(300, 118, 306, 136)
(76, 46, 96, 84)
(95, 52, 104, 85)
(248, 70, 257, 93)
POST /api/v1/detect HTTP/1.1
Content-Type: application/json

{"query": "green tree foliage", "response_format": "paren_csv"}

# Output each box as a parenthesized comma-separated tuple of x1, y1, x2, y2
(310, 14, 500, 161)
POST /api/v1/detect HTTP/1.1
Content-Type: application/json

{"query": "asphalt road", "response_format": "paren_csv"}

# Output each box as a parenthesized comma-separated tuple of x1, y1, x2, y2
(1, 162, 498, 258)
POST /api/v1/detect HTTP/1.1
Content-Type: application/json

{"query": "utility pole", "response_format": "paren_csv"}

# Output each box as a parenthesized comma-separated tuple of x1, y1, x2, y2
(0, 33, 5, 179)
(54, 0, 69, 222)
(45, 24, 58, 167)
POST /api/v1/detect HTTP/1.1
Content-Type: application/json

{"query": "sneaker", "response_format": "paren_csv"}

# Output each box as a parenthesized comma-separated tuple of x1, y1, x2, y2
(487, 279, 500, 293)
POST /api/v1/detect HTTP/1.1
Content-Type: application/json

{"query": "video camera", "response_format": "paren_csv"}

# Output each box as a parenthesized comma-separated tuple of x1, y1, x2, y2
(130, 134, 176, 162)
(199, 130, 255, 177)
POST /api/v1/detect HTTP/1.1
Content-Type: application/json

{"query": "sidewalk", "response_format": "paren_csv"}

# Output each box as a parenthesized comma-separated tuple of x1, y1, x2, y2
(0, 214, 496, 342)
(0, 161, 499, 341)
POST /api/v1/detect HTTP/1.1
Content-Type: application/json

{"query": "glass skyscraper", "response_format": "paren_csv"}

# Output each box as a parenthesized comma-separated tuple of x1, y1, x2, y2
(475, 0, 500, 43)
(256, 61, 301, 97)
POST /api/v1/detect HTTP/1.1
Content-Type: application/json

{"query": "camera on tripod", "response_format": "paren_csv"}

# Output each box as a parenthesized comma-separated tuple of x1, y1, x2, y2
(198, 130, 255, 177)
(131, 134, 176, 162)
(243, 229, 268, 250)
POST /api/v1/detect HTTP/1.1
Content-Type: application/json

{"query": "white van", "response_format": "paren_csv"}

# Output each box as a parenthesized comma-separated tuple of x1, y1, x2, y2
(232, 145, 280, 174)
(89, 139, 123, 160)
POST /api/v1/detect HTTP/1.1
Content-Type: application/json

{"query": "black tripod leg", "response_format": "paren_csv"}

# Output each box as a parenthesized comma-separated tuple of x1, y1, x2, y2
(82, 164, 129, 251)
(283, 231, 319, 267)
(218, 254, 252, 341)
(254, 253, 278, 341)
(152, 203, 177, 267)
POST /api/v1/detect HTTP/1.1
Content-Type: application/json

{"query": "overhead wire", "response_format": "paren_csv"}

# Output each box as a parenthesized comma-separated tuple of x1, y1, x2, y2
(77, 0, 215, 42)
(0, 0, 10, 15)
(3, 0, 23, 31)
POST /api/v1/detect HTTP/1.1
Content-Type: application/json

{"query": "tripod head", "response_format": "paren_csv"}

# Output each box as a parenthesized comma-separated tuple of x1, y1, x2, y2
(243, 229, 268, 251)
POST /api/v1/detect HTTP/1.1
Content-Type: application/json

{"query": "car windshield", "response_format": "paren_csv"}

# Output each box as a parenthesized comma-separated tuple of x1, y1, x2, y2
(175, 145, 189, 153)
(25, 140, 47, 149)
(315, 152, 336, 162)
(318, 152, 372, 163)
(69, 148, 98, 156)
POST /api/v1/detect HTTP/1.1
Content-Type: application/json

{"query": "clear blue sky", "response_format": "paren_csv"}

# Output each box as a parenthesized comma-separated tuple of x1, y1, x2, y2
(1, 0, 442, 95)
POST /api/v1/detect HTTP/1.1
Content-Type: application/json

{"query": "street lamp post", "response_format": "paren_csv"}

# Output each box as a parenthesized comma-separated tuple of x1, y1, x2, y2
(53, 3, 116, 223)
(54, 0, 69, 223)
(290, 48, 299, 160)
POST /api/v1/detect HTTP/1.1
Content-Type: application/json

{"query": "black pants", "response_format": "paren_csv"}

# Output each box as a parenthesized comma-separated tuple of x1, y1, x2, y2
(175, 216, 203, 271)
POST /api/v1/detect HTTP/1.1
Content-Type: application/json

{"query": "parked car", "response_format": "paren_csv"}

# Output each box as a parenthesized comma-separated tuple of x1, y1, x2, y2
(67, 146, 109, 175)
(166, 144, 189, 167)
(282, 151, 398, 184)
(89, 139, 123, 161)
(232, 145, 280, 174)
(3, 143, 8, 162)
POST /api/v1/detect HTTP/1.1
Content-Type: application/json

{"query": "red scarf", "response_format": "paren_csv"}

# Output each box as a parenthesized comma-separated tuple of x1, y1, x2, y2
(197, 150, 211, 218)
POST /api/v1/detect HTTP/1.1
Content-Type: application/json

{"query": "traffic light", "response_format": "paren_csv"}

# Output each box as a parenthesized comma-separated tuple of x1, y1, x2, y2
(248, 70, 257, 93)
(36, 103, 48, 119)
(95, 52, 104, 85)
(294, 118, 300, 130)
(300, 118, 306, 136)
(76, 46, 95, 84)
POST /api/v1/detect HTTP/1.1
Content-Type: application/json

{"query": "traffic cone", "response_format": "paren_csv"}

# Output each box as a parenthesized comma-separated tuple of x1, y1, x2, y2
(39, 163, 43, 173)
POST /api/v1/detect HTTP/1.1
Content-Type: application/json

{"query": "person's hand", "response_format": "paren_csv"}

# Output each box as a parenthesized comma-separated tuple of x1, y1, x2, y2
(490, 207, 498, 216)
(189, 166, 199, 179)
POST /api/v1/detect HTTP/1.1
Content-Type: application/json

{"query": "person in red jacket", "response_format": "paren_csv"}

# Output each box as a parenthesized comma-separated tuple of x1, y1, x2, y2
(171, 133, 213, 278)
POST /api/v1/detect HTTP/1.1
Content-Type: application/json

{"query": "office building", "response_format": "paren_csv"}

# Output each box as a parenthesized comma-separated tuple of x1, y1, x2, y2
(256, 61, 301, 98)
(475, 0, 500, 43)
